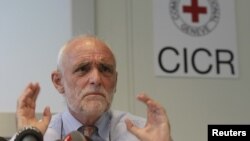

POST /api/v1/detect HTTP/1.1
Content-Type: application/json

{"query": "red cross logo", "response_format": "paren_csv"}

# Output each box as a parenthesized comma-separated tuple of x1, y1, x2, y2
(169, 0, 219, 36)
(183, 0, 207, 23)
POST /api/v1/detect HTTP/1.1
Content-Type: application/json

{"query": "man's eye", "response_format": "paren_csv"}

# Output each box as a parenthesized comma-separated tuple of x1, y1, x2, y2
(76, 65, 90, 73)
(99, 64, 113, 74)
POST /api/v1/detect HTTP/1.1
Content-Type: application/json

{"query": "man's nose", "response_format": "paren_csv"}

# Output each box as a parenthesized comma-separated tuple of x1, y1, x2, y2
(88, 68, 101, 86)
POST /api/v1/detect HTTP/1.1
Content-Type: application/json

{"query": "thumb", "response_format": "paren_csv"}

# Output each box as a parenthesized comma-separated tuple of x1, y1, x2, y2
(41, 106, 52, 131)
(125, 118, 142, 139)
(42, 106, 52, 124)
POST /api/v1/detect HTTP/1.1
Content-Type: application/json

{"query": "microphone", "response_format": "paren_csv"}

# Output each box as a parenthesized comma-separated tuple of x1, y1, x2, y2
(61, 131, 91, 141)
(14, 126, 43, 141)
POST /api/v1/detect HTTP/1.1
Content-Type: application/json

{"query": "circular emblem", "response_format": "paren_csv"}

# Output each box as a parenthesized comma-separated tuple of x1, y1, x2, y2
(169, 0, 220, 37)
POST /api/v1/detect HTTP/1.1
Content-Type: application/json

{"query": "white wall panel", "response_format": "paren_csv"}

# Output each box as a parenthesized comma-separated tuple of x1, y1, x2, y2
(96, 1, 250, 141)
(0, 0, 94, 137)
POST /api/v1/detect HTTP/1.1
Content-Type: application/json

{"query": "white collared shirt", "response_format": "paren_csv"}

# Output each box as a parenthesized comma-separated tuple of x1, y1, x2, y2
(44, 109, 146, 141)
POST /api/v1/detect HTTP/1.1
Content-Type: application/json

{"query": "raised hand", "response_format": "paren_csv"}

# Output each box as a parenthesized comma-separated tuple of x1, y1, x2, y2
(125, 93, 172, 141)
(16, 82, 52, 135)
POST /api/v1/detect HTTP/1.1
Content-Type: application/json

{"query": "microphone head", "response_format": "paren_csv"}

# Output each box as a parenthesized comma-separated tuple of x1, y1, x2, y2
(63, 131, 88, 141)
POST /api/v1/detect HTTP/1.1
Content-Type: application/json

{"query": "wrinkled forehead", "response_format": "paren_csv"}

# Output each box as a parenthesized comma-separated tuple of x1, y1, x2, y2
(62, 37, 116, 67)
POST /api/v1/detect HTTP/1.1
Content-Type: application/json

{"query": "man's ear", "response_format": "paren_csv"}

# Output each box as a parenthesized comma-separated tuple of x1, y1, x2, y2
(51, 70, 65, 94)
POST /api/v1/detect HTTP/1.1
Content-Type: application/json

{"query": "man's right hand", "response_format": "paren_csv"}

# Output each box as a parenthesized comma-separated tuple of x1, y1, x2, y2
(16, 82, 52, 135)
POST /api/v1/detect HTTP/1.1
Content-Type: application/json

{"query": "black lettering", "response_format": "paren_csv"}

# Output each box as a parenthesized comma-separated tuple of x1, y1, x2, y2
(192, 48, 212, 74)
(183, 48, 188, 73)
(158, 46, 179, 73)
(216, 49, 235, 74)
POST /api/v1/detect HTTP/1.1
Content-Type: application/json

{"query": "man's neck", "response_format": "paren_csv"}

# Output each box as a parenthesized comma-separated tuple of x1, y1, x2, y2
(69, 109, 104, 125)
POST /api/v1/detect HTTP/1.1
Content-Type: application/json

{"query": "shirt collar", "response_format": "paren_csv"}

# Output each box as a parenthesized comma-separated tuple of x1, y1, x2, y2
(62, 109, 112, 139)
(95, 110, 112, 139)
(62, 109, 83, 134)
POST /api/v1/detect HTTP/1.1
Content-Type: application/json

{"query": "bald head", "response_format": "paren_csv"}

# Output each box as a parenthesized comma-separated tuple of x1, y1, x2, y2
(57, 35, 116, 72)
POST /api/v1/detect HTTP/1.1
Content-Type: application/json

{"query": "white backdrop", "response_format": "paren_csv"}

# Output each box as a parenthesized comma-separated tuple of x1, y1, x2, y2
(0, 0, 94, 112)
(153, 0, 238, 78)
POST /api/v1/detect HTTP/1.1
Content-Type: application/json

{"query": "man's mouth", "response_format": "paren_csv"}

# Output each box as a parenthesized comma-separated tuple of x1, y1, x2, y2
(84, 92, 105, 98)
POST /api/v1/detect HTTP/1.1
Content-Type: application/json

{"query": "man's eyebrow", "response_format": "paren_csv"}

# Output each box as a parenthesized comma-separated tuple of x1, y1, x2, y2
(99, 57, 116, 66)
(99, 62, 115, 68)
(72, 61, 90, 71)
(75, 61, 89, 66)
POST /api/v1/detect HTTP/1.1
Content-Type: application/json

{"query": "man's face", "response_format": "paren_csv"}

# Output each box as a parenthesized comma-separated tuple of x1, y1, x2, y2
(59, 38, 117, 117)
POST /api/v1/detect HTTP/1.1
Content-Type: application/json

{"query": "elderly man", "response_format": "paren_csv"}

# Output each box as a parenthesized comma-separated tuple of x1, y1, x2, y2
(15, 35, 172, 141)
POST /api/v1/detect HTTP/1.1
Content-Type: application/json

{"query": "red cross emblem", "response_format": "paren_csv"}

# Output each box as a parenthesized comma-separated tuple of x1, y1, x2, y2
(169, 0, 220, 36)
(183, 0, 207, 23)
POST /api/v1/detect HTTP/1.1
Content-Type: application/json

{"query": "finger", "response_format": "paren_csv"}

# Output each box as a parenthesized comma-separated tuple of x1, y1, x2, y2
(17, 83, 33, 108)
(40, 106, 52, 134)
(29, 82, 40, 101)
(19, 83, 39, 102)
(125, 118, 142, 139)
(136, 93, 158, 118)
(137, 93, 162, 112)
(17, 83, 40, 119)
(24, 83, 40, 104)
(136, 93, 151, 104)
(137, 93, 168, 123)
(18, 87, 36, 112)
(42, 106, 52, 124)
